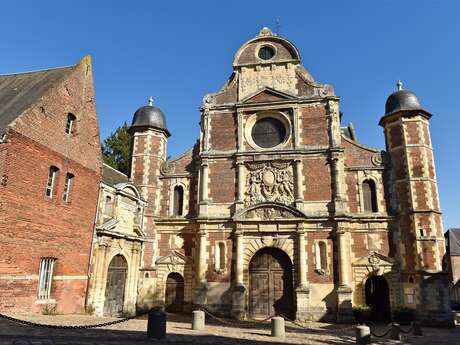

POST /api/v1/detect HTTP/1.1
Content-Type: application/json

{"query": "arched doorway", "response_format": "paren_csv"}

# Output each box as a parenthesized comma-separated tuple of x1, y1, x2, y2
(103, 255, 128, 316)
(165, 273, 184, 313)
(249, 248, 294, 319)
(365, 275, 391, 321)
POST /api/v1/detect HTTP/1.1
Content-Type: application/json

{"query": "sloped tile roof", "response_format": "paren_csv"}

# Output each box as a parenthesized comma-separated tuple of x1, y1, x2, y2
(0, 65, 74, 135)
(102, 163, 129, 186)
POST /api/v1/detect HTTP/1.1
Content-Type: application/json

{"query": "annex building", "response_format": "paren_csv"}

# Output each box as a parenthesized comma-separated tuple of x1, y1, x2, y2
(0, 28, 452, 325)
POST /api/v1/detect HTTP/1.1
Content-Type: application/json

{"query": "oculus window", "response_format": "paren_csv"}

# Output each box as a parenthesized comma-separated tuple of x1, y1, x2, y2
(258, 46, 275, 60)
(251, 117, 286, 148)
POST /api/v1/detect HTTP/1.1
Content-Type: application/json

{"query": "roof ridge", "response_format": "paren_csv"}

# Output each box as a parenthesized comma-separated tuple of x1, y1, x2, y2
(0, 64, 75, 77)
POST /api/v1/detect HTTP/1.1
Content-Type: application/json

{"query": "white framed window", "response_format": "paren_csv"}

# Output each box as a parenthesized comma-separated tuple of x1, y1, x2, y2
(214, 241, 226, 272)
(315, 241, 328, 274)
(62, 173, 74, 202)
(65, 113, 76, 136)
(45, 166, 59, 198)
(37, 258, 56, 300)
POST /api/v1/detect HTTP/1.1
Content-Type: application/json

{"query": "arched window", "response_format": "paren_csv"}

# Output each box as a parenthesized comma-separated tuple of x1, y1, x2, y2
(62, 173, 74, 202)
(315, 241, 327, 272)
(173, 186, 184, 216)
(362, 179, 378, 213)
(65, 113, 76, 136)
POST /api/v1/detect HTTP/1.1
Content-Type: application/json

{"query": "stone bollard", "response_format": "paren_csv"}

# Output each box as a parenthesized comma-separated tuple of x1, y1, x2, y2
(413, 321, 423, 336)
(390, 323, 401, 341)
(355, 325, 370, 345)
(271, 317, 285, 338)
(147, 309, 167, 339)
(192, 310, 205, 331)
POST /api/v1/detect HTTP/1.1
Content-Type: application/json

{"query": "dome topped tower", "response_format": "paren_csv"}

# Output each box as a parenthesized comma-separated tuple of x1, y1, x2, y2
(384, 81, 424, 115)
(130, 97, 170, 137)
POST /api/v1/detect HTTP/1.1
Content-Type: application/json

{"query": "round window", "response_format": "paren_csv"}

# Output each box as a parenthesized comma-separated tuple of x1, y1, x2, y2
(251, 117, 287, 148)
(258, 46, 275, 60)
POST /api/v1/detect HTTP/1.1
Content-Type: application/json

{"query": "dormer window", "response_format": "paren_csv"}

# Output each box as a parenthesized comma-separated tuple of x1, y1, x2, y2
(65, 113, 76, 136)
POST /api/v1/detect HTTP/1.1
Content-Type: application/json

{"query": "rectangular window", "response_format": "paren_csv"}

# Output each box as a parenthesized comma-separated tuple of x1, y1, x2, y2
(37, 258, 56, 300)
(62, 173, 74, 202)
(104, 195, 113, 216)
(45, 166, 59, 197)
(66, 113, 76, 135)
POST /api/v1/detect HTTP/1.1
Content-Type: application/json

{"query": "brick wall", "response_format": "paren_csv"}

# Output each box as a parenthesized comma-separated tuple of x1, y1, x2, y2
(209, 112, 237, 151)
(298, 104, 329, 146)
(302, 158, 331, 201)
(0, 131, 100, 313)
(0, 58, 101, 313)
(209, 159, 236, 203)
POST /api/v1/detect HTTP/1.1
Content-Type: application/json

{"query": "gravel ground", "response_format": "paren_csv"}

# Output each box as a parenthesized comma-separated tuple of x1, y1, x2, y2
(0, 313, 459, 345)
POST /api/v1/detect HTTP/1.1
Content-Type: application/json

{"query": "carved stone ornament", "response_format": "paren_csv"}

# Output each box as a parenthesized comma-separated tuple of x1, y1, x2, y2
(160, 161, 174, 175)
(242, 205, 297, 220)
(244, 161, 294, 207)
(371, 152, 383, 167)
(369, 255, 380, 265)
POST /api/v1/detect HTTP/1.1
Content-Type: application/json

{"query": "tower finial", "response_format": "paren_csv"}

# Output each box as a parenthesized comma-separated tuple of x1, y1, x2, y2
(275, 18, 281, 36)
(148, 96, 154, 106)
(397, 80, 403, 91)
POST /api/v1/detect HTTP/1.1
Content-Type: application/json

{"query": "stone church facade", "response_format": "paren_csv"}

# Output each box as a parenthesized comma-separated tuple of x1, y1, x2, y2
(87, 27, 450, 324)
(0, 27, 452, 325)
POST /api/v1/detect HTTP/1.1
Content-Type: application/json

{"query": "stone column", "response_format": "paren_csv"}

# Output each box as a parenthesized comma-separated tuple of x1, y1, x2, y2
(294, 159, 304, 210)
(331, 152, 346, 215)
(293, 106, 300, 148)
(236, 161, 245, 211)
(194, 226, 208, 306)
(295, 225, 310, 321)
(232, 226, 246, 319)
(199, 160, 209, 215)
(336, 228, 353, 322)
(92, 241, 108, 316)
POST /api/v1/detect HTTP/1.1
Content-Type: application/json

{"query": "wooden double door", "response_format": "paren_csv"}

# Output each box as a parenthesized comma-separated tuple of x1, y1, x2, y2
(103, 255, 127, 316)
(249, 248, 294, 319)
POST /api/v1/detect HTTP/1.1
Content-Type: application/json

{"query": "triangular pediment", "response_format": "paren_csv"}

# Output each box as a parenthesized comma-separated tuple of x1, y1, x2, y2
(235, 202, 306, 221)
(353, 252, 394, 267)
(240, 87, 296, 104)
(155, 250, 188, 266)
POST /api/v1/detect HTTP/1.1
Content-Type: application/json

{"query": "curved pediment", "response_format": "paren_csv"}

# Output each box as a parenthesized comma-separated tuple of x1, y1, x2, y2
(235, 202, 306, 221)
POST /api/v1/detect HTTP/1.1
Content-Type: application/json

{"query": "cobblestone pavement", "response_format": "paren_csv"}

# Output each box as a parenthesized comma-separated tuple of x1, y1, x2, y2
(0, 313, 459, 345)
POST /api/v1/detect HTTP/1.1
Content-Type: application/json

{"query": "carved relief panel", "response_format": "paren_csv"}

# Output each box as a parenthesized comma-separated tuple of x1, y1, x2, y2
(244, 161, 294, 207)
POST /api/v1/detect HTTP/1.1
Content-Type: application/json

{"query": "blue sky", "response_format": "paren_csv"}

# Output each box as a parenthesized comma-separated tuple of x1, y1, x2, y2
(1, 1, 459, 229)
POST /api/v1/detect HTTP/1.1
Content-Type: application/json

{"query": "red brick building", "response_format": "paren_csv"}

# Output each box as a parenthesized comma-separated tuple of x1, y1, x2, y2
(0, 56, 102, 314)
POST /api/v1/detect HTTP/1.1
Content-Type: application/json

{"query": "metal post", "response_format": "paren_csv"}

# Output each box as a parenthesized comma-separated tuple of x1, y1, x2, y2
(271, 317, 285, 338)
(147, 309, 166, 339)
(355, 325, 370, 345)
(413, 321, 423, 336)
(390, 323, 401, 341)
(192, 310, 205, 330)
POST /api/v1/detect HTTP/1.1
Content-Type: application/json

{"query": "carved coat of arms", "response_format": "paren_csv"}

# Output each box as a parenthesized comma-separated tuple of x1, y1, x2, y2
(244, 161, 294, 207)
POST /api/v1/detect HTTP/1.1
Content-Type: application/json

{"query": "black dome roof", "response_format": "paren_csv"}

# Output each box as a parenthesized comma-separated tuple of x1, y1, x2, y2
(385, 89, 423, 115)
(130, 102, 170, 136)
